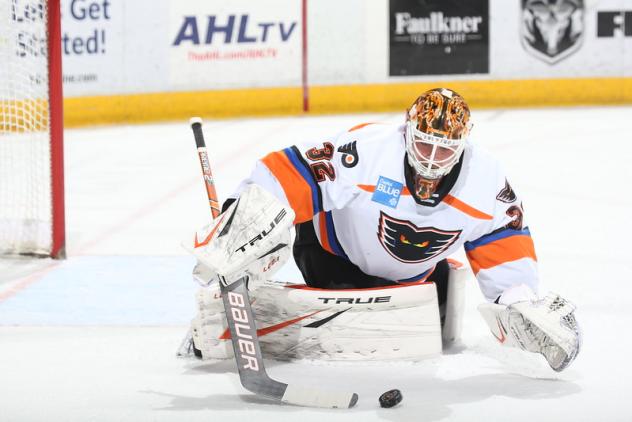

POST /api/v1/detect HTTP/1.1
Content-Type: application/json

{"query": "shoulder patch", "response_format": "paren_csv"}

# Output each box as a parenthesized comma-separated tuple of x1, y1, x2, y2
(496, 179, 517, 203)
(337, 141, 359, 168)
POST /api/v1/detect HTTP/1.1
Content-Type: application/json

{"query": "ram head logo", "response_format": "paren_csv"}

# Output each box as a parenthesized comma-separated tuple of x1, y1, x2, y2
(521, 0, 584, 64)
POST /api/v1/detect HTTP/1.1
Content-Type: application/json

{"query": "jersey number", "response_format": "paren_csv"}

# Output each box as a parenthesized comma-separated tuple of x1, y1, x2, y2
(306, 142, 334, 161)
(305, 142, 336, 182)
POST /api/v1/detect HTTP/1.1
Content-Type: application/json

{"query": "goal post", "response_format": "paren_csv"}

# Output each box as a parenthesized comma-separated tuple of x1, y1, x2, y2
(0, 0, 66, 258)
(49, 0, 65, 259)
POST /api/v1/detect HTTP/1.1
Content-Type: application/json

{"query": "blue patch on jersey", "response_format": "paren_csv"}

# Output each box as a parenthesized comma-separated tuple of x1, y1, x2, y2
(372, 176, 403, 208)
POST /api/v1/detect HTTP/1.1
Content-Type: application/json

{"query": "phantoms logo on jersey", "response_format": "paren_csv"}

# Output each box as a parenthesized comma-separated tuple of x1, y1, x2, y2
(377, 212, 461, 263)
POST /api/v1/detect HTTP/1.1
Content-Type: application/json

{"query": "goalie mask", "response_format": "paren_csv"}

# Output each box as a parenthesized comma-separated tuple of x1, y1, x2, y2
(405, 88, 471, 199)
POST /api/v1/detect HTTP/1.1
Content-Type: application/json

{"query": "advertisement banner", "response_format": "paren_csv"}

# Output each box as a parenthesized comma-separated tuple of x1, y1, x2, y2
(2, 0, 48, 101)
(60, 0, 126, 96)
(492, 0, 631, 79)
(51, 0, 632, 114)
(388, 0, 489, 76)
(169, 0, 302, 90)
(597, 10, 632, 37)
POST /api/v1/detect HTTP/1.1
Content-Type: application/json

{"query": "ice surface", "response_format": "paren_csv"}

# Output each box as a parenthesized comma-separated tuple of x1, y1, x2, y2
(1, 107, 631, 421)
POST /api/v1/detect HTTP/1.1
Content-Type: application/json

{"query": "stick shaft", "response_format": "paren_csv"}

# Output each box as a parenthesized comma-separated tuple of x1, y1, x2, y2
(189, 117, 283, 393)
(190, 119, 221, 218)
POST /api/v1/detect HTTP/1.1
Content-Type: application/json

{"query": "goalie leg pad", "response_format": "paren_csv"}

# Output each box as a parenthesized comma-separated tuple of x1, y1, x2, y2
(441, 259, 470, 344)
(255, 281, 442, 361)
(188, 284, 234, 359)
(184, 279, 443, 361)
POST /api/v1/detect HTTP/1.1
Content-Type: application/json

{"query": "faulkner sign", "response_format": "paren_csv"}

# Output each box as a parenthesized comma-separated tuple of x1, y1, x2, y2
(597, 11, 632, 37)
(389, 0, 489, 76)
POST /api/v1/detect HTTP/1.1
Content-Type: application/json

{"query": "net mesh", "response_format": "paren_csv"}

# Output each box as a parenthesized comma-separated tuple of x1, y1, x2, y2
(0, 0, 53, 255)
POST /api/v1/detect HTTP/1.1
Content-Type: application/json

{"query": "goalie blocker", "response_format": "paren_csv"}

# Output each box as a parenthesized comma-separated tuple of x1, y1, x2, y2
(184, 184, 295, 290)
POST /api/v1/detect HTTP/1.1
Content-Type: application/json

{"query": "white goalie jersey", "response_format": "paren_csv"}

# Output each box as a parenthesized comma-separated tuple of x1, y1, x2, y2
(232, 122, 539, 302)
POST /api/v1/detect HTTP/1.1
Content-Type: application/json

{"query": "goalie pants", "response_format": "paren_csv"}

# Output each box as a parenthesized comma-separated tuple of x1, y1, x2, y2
(292, 221, 449, 305)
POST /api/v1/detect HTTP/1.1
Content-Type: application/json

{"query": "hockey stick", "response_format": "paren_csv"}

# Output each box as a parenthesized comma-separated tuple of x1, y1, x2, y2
(189, 117, 358, 409)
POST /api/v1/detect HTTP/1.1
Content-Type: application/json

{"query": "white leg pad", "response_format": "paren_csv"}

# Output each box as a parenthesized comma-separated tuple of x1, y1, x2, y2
(190, 284, 234, 359)
(442, 261, 470, 344)
(186, 279, 442, 361)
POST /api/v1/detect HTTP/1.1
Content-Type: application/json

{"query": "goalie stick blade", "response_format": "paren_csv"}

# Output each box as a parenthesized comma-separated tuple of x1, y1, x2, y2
(221, 277, 359, 409)
(282, 385, 359, 409)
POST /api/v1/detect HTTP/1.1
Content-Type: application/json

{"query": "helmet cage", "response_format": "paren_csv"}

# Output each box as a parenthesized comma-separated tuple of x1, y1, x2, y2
(405, 119, 469, 180)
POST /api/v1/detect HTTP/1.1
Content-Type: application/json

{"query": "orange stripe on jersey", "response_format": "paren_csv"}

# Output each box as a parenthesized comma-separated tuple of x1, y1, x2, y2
(261, 151, 314, 223)
(466, 235, 537, 275)
(348, 122, 375, 132)
(443, 194, 493, 220)
(318, 212, 335, 254)
(357, 184, 412, 195)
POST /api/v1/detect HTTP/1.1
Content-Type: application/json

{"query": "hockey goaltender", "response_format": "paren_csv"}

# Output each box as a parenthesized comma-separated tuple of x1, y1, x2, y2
(179, 88, 581, 374)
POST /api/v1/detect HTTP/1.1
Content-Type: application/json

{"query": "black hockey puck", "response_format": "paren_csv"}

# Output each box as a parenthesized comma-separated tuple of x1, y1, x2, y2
(379, 389, 402, 408)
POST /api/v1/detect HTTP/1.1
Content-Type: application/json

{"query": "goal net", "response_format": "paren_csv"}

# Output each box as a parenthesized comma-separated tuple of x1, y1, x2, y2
(0, 0, 65, 258)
